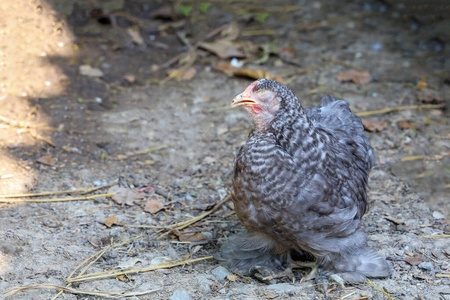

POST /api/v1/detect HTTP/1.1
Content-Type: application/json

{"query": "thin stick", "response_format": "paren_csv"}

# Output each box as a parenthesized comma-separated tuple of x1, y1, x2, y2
(2, 284, 161, 298)
(365, 279, 393, 300)
(0, 180, 117, 198)
(0, 193, 113, 203)
(52, 236, 143, 300)
(436, 274, 450, 278)
(154, 23, 229, 72)
(67, 256, 213, 283)
(114, 145, 169, 160)
(355, 104, 445, 117)
(157, 194, 231, 240)
(420, 234, 450, 239)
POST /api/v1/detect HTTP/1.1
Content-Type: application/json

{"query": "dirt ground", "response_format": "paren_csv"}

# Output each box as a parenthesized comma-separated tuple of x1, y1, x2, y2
(0, 0, 449, 299)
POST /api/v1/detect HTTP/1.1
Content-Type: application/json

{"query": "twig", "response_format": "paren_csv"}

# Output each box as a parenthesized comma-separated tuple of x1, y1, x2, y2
(52, 236, 143, 300)
(420, 234, 450, 239)
(241, 29, 278, 36)
(2, 284, 161, 299)
(113, 145, 169, 160)
(339, 291, 357, 299)
(355, 104, 445, 117)
(296, 11, 378, 31)
(157, 194, 231, 240)
(365, 279, 393, 300)
(436, 274, 450, 278)
(0, 180, 117, 198)
(0, 193, 113, 203)
(67, 256, 213, 283)
(153, 23, 229, 72)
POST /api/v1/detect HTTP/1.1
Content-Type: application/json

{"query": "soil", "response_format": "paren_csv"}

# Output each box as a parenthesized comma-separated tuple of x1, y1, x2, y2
(0, 1, 449, 299)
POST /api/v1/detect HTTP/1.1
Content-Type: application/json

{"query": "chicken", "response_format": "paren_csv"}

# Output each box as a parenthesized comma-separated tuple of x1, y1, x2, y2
(221, 79, 390, 285)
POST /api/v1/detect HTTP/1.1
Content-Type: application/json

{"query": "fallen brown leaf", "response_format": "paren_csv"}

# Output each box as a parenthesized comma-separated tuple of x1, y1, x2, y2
(127, 27, 144, 45)
(150, 6, 178, 20)
(144, 198, 164, 214)
(403, 255, 425, 266)
(167, 66, 197, 81)
(416, 77, 427, 90)
(116, 274, 128, 282)
(189, 245, 202, 256)
(108, 186, 144, 206)
(417, 88, 445, 103)
(104, 216, 118, 228)
(173, 230, 207, 242)
(397, 120, 415, 130)
(336, 70, 371, 85)
(123, 74, 136, 83)
(278, 44, 296, 60)
(214, 61, 284, 83)
(199, 40, 245, 59)
(220, 23, 240, 40)
(37, 155, 56, 166)
(361, 119, 388, 132)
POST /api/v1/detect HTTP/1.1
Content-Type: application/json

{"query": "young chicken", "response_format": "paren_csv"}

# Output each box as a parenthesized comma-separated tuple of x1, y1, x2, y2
(221, 79, 390, 285)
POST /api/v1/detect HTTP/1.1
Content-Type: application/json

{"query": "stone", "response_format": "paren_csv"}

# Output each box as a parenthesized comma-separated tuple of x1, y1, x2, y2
(170, 289, 191, 300)
(211, 266, 231, 281)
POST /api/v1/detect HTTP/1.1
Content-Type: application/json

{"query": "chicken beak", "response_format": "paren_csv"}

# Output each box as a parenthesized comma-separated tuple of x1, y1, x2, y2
(231, 93, 259, 108)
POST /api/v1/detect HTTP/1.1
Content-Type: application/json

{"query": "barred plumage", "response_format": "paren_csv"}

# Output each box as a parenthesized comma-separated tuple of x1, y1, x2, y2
(222, 79, 390, 284)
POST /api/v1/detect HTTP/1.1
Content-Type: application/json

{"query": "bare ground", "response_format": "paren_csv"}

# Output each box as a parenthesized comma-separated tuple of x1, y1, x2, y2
(0, 1, 449, 299)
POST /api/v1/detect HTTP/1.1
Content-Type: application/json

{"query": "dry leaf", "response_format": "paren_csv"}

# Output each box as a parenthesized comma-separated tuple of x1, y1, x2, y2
(37, 155, 56, 166)
(123, 74, 136, 83)
(417, 88, 444, 103)
(227, 274, 238, 282)
(108, 185, 144, 206)
(199, 40, 245, 59)
(79, 65, 104, 77)
(190, 245, 202, 256)
(361, 119, 388, 132)
(150, 6, 178, 20)
(336, 70, 371, 85)
(150, 256, 172, 266)
(173, 230, 207, 242)
(116, 274, 128, 282)
(221, 23, 240, 40)
(167, 66, 197, 81)
(397, 120, 415, 130)
(144, 198, 164, 214)
(127, 27, 144, 45)
(278, 44, 296, 60)
(403, 255, 425, 266)
(214, 62, 284, 83)
(104, 215, 118, 228)
(118, 258, 142, 269)
(416, 77, 427, 90)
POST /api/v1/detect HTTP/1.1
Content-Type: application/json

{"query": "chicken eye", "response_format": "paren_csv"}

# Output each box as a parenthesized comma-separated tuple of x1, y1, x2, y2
(258, 91, 273, 102)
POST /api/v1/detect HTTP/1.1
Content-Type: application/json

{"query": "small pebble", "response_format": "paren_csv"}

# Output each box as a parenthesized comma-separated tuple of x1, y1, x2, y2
(197, 274, 215, 292)
(211, 266, 231, 281)
(432, 211, 444, 219)
(267, 283, 301, 293)
(418, 262, 433, 271)
(170, 290, 191, 300)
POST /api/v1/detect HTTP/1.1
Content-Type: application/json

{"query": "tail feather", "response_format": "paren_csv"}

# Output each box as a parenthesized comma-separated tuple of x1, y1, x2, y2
(355, 248, 391, 278)
(321, 247, 391, 282)
(216, 233, 286, 275)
